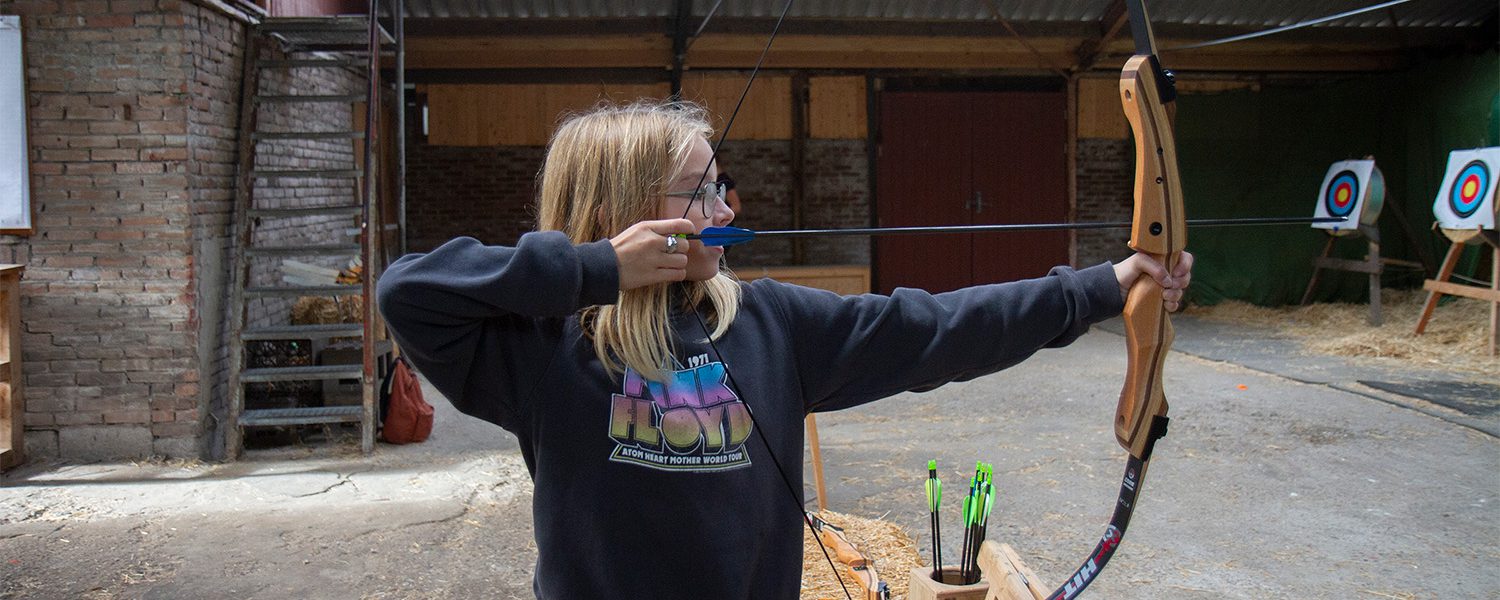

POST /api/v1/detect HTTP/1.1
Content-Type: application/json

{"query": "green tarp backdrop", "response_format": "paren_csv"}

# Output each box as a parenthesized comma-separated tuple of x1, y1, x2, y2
(1175, 49, 1498, 307)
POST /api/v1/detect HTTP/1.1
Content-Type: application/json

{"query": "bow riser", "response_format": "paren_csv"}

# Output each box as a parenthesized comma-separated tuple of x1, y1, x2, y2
(1115, 54, 1184, 459)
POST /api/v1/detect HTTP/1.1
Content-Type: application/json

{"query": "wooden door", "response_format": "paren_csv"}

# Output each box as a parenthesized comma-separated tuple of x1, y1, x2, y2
(970, 91, 1068, 283)
(876, 90, 1068, 294)
(874, 92, 973, 294)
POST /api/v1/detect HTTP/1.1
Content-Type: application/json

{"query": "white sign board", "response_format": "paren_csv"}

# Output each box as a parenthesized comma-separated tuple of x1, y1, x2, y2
(0, 17, 31, 232)
(1312, 159, 1382, 235)
(1432, 147, 1499, 232)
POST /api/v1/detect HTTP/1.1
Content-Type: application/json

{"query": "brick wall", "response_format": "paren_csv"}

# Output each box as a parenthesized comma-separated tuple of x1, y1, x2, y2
(9, 0, 200, 459)
(405, 142, 543, 251)
(182, 0, 243, 458)
(1075, 137, 1134, 267)
(5, 0, 367, 459)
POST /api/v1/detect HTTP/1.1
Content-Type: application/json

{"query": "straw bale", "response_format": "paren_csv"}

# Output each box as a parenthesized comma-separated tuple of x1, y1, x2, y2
(291, 295, 363, 325)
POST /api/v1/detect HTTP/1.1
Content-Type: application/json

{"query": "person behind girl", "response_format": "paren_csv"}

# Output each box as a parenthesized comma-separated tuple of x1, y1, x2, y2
(376, 100, 1191, 600)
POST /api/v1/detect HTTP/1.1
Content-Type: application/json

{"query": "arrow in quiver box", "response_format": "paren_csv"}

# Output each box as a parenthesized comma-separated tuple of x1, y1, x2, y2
(1432, 147, 1500, 235)
(1311, 159, 1386, 236)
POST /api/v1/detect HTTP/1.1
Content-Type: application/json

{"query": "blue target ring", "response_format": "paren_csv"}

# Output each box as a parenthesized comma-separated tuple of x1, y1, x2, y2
(1450, 160, 1490, 219)
(1324, 171, 1360, 218)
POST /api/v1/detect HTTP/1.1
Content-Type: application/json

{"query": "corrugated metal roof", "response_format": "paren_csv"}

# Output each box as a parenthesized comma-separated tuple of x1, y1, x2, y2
(397, 0, 1495, 28)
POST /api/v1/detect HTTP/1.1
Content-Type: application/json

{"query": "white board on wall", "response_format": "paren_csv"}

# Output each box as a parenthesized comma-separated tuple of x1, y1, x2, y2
(0, 16, 33, 234)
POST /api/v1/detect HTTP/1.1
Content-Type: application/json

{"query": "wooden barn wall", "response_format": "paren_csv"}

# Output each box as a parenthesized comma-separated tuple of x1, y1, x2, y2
(408, 74, 871, 268)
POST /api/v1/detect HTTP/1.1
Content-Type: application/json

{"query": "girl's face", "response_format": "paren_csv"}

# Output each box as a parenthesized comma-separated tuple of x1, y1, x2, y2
(658, 137, 735, 281)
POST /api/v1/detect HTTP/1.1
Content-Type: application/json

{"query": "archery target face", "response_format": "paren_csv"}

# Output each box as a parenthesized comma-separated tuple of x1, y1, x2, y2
(1326, 171, 1359, 218)
(1312, 160, 1380, 234)
(1433, 148, 1498, 231)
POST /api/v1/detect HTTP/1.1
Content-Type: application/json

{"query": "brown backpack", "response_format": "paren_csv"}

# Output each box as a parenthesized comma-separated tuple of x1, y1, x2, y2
(380, 356, 433, 444)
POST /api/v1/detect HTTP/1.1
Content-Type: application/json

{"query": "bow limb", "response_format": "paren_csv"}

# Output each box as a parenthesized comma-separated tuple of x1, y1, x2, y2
(809, 513, 888, 600)
(1115, 54, 1184, 460)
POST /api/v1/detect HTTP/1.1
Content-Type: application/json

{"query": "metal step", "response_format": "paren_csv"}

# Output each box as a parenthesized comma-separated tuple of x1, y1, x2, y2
(240, 405, 363, 427)
(251, 169, 362, 180)
(260, 16, 395, 51)
(248, 205, 363, 218)
(242, 364, 363, 383)
(255, 94, 366, 104)
(258, 58, 359, 69)
(242, 323, 363, 341)
(253, 131, 364, 141)
(245, 284, 361, 298)
(245, 244, 361, 256)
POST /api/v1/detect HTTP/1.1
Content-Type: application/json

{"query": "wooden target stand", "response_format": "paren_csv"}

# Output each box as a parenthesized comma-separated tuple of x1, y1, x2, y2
(1415, 228, 1500, 356)
(1300, 224, 1424, 326)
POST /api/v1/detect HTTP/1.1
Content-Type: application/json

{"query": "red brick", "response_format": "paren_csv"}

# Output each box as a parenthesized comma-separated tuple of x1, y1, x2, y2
(55, 412, 103, 426)
(104, 409, 150, 424)
(114, 161, 164, 174)
(142, 147, 187, 161)
(137, 120, 186, 134)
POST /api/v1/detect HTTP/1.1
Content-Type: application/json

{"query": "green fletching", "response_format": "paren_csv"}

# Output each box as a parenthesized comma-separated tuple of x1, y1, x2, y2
(925, 460, 941, 511)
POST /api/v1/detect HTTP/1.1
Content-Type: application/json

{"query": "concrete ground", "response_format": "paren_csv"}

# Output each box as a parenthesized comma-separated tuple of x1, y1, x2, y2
(2, 315, 1496, 599)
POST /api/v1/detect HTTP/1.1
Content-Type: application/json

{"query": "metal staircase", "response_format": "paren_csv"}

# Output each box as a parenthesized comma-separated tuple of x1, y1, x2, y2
(224, 4, 404, 457)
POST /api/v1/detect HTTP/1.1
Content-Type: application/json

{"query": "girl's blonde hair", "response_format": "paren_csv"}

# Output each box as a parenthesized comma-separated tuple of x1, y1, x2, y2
(537, 100, 741, 380)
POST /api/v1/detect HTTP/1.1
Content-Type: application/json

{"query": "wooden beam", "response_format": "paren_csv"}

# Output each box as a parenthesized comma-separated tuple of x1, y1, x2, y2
(1422, 280, 1500, 303)
(1074, 0, 1128, 71)
(404, 35, 672, 69)
(404, 33, 1413, 73)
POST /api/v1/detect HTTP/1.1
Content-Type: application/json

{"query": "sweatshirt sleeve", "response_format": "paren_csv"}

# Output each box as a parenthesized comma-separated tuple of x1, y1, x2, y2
(375, 232, 619, 428)
(764, 262, 1125, 413)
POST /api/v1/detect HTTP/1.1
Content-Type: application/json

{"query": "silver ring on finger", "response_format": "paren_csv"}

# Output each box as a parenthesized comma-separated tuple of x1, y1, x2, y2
(663, 235, 680, 254)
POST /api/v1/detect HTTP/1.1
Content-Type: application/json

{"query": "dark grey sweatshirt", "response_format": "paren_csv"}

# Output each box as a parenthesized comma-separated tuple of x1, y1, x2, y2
(376, 231, 1125, 600)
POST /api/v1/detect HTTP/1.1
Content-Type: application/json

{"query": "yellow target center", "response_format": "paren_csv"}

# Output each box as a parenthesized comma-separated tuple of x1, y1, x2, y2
(1462, 179, 1478, 199)
(1336, 188, 1349, 203)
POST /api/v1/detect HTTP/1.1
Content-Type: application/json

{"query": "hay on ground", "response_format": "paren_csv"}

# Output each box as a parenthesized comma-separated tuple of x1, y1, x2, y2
(1186, 288, 1497, 375)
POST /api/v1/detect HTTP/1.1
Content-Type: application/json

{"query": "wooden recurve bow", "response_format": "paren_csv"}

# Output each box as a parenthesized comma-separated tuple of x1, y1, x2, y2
(1041, 1, 1184, 598)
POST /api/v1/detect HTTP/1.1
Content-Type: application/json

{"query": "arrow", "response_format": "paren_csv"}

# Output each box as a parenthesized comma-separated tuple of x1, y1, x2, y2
(686, 216, 1348, 247)
(925, 460, 943, 581)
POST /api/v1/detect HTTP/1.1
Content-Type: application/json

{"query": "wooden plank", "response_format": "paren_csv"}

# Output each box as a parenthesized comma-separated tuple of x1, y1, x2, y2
(736, 265, 870, 295)
(0, 266, 21, 471)
(809, 76, 866, 140)
(680, 73, 791, 140)
(427, 83, 670, 146)
(1491, 246, 1498, 356)
(1076, 77, 1125, 139)
(401, 32, 1407, 72)
(977, 541, 1047, 600)
(1421, 280, 1500, 303)
(1416, 242, 1467, 334)
(1312, 256, 1382, 274)
(405, 34, 670, 69)
(805, 414, 827, 512)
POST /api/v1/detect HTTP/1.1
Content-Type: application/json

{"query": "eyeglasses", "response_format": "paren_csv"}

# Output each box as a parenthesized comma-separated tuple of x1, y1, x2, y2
(665, 181, 728, 218)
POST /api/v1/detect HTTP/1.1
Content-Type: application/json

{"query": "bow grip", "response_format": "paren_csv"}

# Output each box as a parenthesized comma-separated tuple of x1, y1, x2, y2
(1116, 54, 1184, 459)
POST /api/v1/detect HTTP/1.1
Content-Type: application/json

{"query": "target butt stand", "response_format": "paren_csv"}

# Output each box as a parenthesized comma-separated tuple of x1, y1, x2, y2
(1416, 148, 1500, 356)
(1300, 159, 1423, 325)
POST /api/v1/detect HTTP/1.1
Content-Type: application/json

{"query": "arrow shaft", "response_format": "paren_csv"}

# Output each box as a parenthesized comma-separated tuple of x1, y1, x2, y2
(689, 216, 1344, 241)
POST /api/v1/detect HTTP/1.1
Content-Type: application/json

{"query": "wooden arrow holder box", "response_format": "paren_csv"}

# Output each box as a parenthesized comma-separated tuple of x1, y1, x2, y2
(907, 566, 989, 600)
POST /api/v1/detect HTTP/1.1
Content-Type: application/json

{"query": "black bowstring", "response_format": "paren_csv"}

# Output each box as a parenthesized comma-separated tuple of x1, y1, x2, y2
(670, 1, 856, 599)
